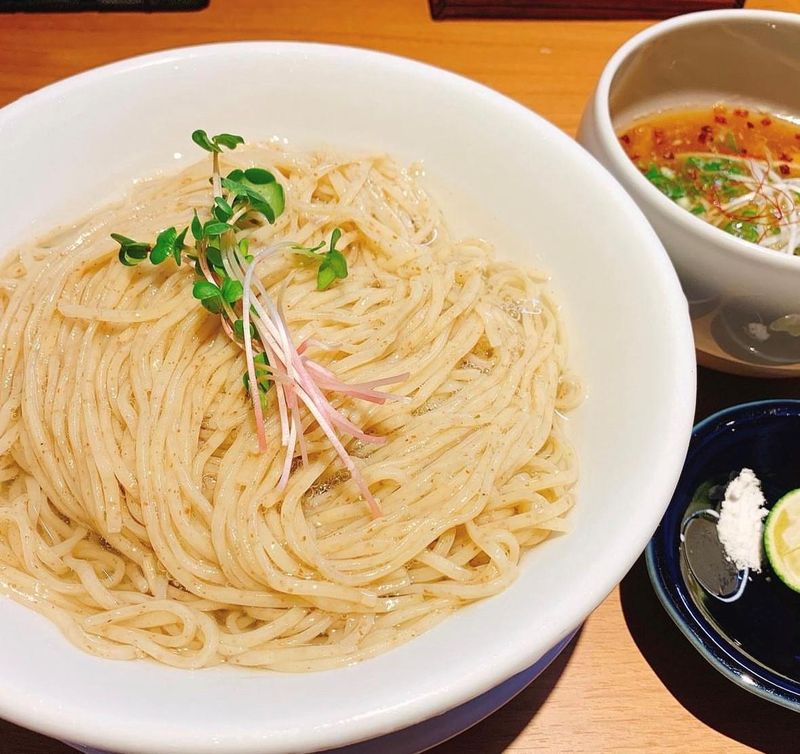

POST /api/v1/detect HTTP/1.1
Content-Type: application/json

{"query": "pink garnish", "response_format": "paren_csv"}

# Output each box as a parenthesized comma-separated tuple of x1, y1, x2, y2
(231, 243, 405, 517)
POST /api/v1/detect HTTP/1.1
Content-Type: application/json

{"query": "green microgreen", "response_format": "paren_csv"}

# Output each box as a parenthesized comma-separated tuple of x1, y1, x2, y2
(220, 277, 244, 304)
(110, 129, 289, 410)
(233, 318, 256, 339)
(191, 278, 224, 314)
(205, 246, 224, 269)
(242, 351, 272, 398)
(150, 227, 178, 265)
(191, 211, 203, 241)
(111, 233, 151, 266)
(112, 129, 355, 432)
(239, 237, 254, 264)
(191, 130, 245, 154)
(173, 227, 188, 265)
(317, 229, 348, 290)
(292, 240, 326, 259)
(222, 168, 285, 223)
(203, 220, 233, 237)
(213, 196, 234, 222)
(213, 133, 246, 150)
(192, 279, 220, 299)
(290, 228, 348, 290)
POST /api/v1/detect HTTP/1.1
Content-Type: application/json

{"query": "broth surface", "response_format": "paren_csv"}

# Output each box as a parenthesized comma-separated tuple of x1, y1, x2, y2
(618, 105, 800, 254)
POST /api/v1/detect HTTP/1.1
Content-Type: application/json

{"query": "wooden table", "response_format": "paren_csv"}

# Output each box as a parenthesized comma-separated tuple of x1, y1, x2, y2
(1, 1, 800, 752)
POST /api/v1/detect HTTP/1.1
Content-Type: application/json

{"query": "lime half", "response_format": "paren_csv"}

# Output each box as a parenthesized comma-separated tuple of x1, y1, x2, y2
(764, 489, 800, 592)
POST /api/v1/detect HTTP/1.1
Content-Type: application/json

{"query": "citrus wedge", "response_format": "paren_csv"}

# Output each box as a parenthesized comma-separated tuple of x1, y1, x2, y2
(764, 488, 800, 592)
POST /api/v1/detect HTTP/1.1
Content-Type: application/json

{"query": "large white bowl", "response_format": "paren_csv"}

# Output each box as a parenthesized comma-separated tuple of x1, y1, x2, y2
(0, 43, 696, 754)
(578, 9, 800, 377)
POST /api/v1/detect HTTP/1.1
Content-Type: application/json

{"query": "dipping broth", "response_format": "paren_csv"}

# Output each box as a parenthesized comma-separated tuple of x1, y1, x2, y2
(618, 105, 800, 255)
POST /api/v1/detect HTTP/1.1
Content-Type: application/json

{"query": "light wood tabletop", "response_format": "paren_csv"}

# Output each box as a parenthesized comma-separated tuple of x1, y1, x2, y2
(1, 1, 800, 752)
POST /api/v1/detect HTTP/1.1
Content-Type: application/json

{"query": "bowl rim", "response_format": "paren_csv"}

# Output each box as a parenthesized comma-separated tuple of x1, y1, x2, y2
(591, 7, 800, 271)
(646, 398, 800, 714)
(0, 40, 697, 754)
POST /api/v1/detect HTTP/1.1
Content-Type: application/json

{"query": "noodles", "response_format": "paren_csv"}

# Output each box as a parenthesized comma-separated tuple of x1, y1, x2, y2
(0, 144, 580, 671)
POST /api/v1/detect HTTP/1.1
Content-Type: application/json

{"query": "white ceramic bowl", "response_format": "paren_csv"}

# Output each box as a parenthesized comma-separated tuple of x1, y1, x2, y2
(0, 43, 695, 754)
(578, 9, 800, 378)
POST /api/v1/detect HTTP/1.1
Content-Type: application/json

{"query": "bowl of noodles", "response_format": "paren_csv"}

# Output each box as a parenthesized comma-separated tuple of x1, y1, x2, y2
(0, 43, 695, 753)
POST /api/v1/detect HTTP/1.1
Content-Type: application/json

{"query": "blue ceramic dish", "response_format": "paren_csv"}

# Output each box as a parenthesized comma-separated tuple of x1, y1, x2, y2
(647, 400, 800, 712)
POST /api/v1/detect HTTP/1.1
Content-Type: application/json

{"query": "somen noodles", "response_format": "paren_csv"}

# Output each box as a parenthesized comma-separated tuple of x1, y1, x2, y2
(0, 140, 580, 671)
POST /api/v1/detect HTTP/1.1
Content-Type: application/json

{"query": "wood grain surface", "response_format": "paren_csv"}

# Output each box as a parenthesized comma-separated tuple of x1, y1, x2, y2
(1, 1, 799, 752)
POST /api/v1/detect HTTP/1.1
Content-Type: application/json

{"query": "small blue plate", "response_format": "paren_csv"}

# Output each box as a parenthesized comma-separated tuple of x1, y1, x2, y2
(647, 400, 800, 712)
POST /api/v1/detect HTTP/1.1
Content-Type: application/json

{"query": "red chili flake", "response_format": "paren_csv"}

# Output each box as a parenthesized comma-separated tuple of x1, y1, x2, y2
(663, 151, 675, 160)
(620, 133, 631, 144)
(747, 122, 755, 129)
(741, 148, 748, 155)
(714, 115, 727, 124)
(734, 108, 749, 117)
(780, 153, 792, 162)
(761, 117, 772, 126)
(698, 125, 713, 144)
(653, 128, 665, 145)
(779, 164, 791, 175)
(795, 133, 800, 140)
(630, 154, 640, 161)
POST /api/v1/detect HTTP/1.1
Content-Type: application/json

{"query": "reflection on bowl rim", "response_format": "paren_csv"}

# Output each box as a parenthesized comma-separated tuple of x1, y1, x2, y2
(593, 8, 800, 272)
(646, 399, 800, 713)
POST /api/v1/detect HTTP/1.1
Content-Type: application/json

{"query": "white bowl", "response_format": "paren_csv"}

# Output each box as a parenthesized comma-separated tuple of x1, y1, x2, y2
(578, 9, 800, 378)
(0, 43, 696, 754)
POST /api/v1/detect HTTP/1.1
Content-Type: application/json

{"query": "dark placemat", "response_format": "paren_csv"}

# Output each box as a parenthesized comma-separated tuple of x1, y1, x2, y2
(0, 0, 207, 11)
(430, 0, 744, 20)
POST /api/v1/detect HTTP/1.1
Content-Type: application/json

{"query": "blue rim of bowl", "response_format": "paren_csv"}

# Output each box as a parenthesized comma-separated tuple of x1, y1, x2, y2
(646, 399, 800, 713)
